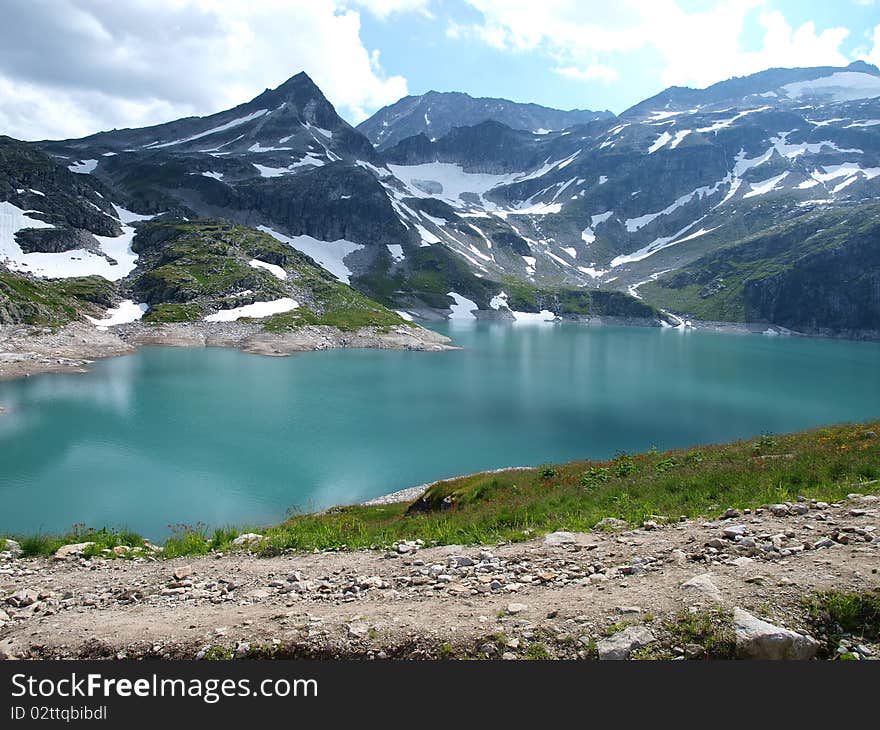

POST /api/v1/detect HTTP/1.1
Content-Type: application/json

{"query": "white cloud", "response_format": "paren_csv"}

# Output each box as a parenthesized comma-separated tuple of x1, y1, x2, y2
(346, 0, 433, 19)
(455, 1, 855, 90)
(859, 24, 880, 66)
(554, 65, 619, 84)
(0, 0, 412, 140)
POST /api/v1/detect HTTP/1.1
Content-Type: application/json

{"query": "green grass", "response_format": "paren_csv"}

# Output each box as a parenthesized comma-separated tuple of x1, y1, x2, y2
(661, 610, 736, 659)
(131, 219, 409, 332)
(641, 202, 880, 326)
(6, 421, 879, 558)
(142, 302, 203, 323)
(803, 589, 880, 656)
(12, 526, 146, 558)
(0, 271, 115, 327)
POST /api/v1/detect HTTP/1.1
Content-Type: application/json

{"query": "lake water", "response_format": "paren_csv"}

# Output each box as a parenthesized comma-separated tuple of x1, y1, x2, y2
(2, 322, 879, 538)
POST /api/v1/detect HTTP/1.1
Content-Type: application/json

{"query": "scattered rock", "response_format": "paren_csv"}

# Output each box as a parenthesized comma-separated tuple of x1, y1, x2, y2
(172, 565, 194, 581)
(507, 603, 528, 615)
(447, 555, 474, 568)
(733, 608, 819, 660)
(0, 638, 19, 660)
(597, 625, 655, 660)
(731, 557, 754, 568)
(722, 525, 748, 539)
(6, 588, 39, 608)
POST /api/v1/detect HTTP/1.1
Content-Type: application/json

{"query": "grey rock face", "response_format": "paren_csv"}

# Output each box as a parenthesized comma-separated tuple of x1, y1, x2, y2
(358, 90, 611, 150)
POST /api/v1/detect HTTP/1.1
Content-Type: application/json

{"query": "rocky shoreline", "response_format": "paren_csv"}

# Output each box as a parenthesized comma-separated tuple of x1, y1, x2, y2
(1, 493, 876, 660)
(0, 320, 456, 381)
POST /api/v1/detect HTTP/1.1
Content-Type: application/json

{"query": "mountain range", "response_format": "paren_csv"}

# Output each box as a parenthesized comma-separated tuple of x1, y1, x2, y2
(2, 61, 879, 336)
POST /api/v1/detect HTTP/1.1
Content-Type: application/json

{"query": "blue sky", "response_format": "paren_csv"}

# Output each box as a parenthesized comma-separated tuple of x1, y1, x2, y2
(357, 0, 880, 114)
(1, 0, 878, 139)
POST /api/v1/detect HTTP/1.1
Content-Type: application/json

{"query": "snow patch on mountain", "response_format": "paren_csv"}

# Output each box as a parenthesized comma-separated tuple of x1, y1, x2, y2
(249, 258, 287, 280)
(147, 109, 268, 149)
(446, 291, 478, 319)
(743, 172, 789, 198)
(257, 226, 363, 284)
(68, 159, 98, 175)
(781, 72, 880, 102)
(205, 297, 298, 322)
(86, 300, 148, 329)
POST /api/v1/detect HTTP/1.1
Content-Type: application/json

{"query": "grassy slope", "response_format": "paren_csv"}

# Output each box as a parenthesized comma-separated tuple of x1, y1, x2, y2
(502, 278, 662, 319)
(131, 220, 409, 330)
(0, 270, 117, 326)
(640, 203, 880, 324)
(7, 420, 879, 557)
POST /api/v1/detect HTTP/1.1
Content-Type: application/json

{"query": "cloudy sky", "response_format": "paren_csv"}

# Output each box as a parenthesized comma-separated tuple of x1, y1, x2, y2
(2, 0, 879, 140)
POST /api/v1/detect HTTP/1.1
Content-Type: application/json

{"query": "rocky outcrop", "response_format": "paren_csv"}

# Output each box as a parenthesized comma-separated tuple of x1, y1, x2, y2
(15, 227, 102, 255)
(358, 89, 611, 150)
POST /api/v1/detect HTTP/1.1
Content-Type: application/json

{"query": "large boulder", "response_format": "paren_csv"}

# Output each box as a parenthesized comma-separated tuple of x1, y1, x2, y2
(681, 573, 723, 603)
(2, 539, 22, 558)
(53, 542, 95, 560)
(733, 608, 819, 660)
(544, 531, 577, 546)
(597, 625, 655, 660)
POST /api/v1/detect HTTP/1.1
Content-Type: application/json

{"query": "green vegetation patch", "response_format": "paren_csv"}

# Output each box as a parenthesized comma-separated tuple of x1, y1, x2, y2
(502, 278, 660, 319)
(12, 526, 145, 558)
(131, 219, 409, 331)
(642, 202, 880, 327)
(803, 589, 880, 657)
(0, 270, 116, 326)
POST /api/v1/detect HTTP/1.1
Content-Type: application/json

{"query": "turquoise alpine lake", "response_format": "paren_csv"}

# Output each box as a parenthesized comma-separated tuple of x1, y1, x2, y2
(2, 322, 880, 538)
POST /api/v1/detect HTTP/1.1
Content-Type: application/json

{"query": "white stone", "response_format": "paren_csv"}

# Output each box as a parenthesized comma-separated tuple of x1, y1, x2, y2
(733, 608, 819, 660)
(231, 533, 264, 546)
(544, 531, 577, 546)
(681, 573, 723, 602)
(53, 542, 95, 560)
(597, 625, 655, 660)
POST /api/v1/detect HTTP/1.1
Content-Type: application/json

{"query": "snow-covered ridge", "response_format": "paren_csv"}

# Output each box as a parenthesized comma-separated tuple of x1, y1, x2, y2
(781, 72, 880, 103)
(145, 109, 269, 149)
